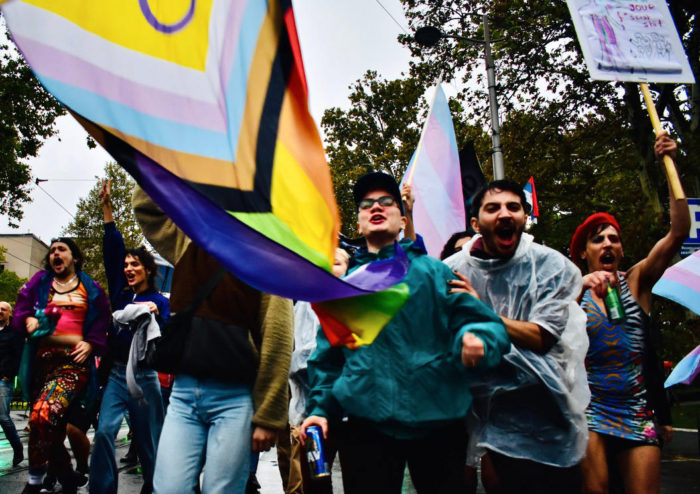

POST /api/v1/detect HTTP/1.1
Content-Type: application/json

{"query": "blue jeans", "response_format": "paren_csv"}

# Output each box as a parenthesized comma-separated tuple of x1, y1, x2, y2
(153, 374, 254, 494)
(90, 365, 164, 494)
(0, 378, 22, 454)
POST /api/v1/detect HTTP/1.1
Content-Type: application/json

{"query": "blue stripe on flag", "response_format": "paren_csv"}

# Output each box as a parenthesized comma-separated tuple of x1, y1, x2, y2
(652, 278, 700, 315)
(36, 75, 234, 161)
(224, 0, 268, 158)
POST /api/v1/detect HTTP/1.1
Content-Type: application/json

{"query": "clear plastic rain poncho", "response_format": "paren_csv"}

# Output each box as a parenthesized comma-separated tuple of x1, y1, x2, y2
(445, 233, 590, 467)
(288, 301, 320, 427)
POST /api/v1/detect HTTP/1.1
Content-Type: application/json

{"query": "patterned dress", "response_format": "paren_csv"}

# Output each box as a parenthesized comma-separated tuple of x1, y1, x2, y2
(581, 275, 658, 444)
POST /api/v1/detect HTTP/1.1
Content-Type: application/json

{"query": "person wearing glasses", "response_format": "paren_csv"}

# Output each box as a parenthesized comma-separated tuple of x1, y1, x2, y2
(300, 171, 509, 494)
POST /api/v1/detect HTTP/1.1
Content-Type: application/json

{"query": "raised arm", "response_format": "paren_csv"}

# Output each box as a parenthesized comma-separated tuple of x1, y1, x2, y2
(100, 179, 127, 302)
(401, 183, 417, 241)
(629, 133, 690, 308)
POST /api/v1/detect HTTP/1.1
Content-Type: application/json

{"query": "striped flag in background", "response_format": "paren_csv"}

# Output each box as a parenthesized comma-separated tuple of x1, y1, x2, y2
(523, 176, 539, 224)
(401, 86, 465, 258)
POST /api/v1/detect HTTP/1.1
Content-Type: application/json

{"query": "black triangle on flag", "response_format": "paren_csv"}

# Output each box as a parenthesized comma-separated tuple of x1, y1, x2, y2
(459, 141, 486, 224)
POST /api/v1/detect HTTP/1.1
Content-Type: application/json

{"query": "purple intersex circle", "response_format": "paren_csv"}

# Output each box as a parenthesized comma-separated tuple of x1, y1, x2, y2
(139, 0, 196, 34)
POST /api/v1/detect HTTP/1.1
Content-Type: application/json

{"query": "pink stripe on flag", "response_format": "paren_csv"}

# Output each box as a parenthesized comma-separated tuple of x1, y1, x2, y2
(16, 35, 226, 132)
(662, 266, 700, 289)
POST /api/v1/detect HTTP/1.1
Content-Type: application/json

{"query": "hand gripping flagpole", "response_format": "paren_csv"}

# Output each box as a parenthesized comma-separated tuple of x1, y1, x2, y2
(640, 83, 686, 200)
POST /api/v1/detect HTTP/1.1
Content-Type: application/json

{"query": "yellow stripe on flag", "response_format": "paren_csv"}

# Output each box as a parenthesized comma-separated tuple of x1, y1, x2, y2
(271, 141, 337, 266)
(24, 0, 213, 70)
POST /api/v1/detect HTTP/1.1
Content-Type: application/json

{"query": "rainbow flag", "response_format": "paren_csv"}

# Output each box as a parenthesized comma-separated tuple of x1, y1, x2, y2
(313, 242, 411, 348)
(2, 0, 407, 303)
(401, 85, 465, 258)
(652, 249, 700, 315)
(665, 344, 700, 387)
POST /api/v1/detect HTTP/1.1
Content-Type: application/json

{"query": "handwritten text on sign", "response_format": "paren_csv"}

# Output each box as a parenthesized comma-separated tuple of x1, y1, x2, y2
(566, 0, 695, 83)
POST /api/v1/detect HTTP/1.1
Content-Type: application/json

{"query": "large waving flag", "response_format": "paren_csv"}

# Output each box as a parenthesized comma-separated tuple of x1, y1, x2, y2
(2, 0, 407, 305)
(401, 86, 465, 258)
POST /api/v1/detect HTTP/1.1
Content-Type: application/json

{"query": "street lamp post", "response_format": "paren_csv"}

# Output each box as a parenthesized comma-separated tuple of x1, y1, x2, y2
(415, 17, 505, 180)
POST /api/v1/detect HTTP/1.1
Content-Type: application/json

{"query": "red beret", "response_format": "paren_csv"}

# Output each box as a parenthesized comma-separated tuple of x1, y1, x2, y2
(570, 212, 621, 263)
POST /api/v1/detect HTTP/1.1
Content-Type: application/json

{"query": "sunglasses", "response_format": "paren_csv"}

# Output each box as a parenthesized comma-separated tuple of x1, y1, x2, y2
(358, 195, 397, 210)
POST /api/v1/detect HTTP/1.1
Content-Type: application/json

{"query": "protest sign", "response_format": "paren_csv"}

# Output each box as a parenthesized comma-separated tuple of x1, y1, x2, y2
(566, 0, 694, 83)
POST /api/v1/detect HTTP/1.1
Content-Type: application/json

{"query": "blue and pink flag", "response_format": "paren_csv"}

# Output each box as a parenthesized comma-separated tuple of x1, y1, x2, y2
(652, 249, 700, 315)
(523, 176, 539, 224)
(401, 86, 465, 258)
(653, 249, 700, 386)
(664, 345, 700, 387)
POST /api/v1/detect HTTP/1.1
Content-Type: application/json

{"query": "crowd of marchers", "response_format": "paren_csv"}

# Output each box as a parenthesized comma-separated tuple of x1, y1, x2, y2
(0, 132, 689, 494)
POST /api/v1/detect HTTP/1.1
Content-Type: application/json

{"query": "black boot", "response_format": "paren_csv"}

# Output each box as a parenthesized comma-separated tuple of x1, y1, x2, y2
(245, 472, 261, 494)
(12, 447, 24, 467)
(120, 440, 139, 465)
(20, 484, 42, 494)
(57, 469, 79, 494)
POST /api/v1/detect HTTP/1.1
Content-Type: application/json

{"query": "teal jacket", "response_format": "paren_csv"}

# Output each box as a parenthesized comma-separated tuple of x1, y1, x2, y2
(307, 238, 510, 438)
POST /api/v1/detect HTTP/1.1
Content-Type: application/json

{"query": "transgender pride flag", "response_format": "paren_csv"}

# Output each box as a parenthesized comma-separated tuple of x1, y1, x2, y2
(401, 86, 465, 258)
(652, 249, 700, 315)
(664, 344, 700, 387)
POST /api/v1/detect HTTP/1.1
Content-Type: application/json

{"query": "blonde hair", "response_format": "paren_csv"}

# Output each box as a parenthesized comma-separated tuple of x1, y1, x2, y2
(335, 248, 350, 265)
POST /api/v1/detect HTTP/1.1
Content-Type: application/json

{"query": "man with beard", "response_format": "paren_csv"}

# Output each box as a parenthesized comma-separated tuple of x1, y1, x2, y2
(13, 238, 109, 494)
(445, 179, 590, 493)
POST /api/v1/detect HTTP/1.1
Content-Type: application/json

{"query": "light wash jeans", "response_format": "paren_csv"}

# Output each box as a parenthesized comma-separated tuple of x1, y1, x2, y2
(90, 365, 164, 494)
(0, 378, 22, 454)
(153, 374, 254, 494)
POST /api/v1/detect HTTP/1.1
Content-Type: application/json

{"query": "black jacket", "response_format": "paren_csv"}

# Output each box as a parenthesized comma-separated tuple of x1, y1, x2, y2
(0, 324, 24, 381)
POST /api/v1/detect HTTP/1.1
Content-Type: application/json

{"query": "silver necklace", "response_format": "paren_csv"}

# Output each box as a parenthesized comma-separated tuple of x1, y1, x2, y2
(54, 274, 77, 287)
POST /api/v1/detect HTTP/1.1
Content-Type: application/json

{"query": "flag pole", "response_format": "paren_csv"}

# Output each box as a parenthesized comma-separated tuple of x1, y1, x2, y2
(640, 83, 685, 200)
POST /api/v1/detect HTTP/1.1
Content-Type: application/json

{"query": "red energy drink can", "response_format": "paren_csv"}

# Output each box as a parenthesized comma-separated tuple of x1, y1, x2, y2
(305, 425, 330, 478)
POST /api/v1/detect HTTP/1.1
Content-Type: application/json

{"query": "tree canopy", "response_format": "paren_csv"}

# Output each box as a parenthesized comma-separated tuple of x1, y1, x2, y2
(0, 28, 65, 226)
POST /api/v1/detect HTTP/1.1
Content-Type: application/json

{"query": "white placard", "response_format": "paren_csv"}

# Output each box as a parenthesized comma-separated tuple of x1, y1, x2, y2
(566, 0, 695, 83)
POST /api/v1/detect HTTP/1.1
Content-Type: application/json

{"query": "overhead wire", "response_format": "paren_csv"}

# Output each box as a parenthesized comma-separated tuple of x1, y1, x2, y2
(374, 0, 409, 35)
(36, 178, 98, 182)
(35, 183, 76, 220)
(0, 248, 44, 272)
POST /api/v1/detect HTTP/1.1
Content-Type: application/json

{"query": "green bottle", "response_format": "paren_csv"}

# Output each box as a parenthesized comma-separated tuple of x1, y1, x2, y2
(604, 280, 625, 324)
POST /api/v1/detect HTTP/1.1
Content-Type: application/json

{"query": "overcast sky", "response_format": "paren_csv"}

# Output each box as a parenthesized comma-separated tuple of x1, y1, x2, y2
(0, 0, 413, 244)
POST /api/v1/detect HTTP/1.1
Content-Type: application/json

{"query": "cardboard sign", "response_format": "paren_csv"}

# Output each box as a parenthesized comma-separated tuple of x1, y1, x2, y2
(567, 0, 695, 83)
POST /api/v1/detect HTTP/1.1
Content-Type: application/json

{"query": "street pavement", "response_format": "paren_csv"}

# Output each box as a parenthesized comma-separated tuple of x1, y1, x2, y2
(2, 407, 698, 493)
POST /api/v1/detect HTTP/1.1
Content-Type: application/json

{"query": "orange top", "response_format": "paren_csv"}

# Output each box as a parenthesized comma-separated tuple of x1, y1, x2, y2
(49, 282, 88, 337)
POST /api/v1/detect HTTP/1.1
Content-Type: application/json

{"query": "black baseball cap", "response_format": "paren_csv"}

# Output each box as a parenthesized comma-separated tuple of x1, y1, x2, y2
(352, 171, 405, 215)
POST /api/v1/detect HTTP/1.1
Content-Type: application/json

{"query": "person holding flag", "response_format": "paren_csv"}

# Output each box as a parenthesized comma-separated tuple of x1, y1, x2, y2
(300, 171, 509, 494)
(570, 132, 689, 494)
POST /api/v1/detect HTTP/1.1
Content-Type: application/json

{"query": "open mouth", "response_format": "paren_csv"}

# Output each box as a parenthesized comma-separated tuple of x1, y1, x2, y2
(125, 273, 136, 284)
(600, 252, 616, 264)
(52, 258, 64, 269)
(495, 226, 515, 245)
(370, 214, 386, 224)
